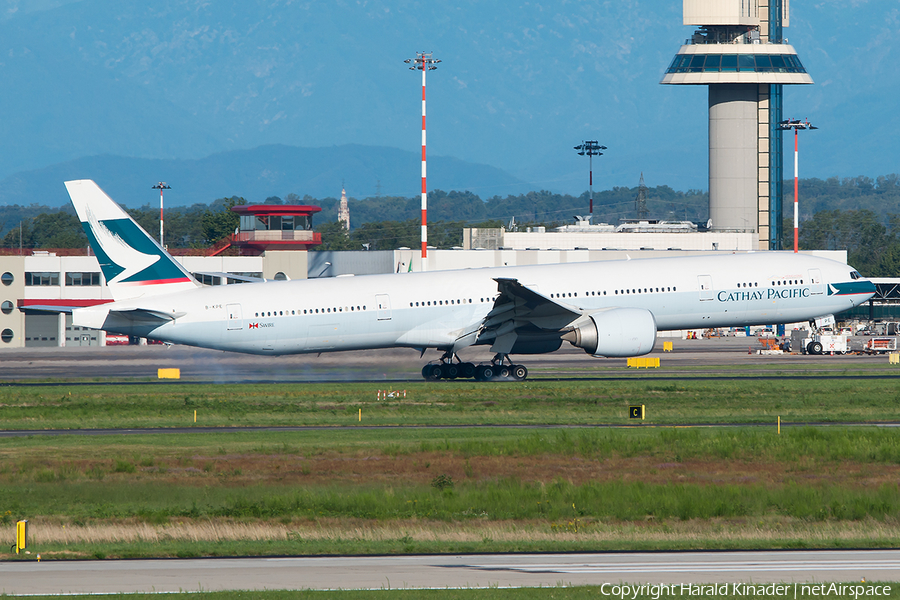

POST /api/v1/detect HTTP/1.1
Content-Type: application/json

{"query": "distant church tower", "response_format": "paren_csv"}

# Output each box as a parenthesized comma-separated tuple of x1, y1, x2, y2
(338, 187, 350, 230)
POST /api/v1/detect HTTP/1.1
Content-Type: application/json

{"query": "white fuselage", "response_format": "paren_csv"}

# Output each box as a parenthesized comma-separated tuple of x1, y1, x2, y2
(72, 252, 872, 356)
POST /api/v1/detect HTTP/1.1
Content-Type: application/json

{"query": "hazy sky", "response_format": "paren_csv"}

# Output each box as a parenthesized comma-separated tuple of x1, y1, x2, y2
(0, 0, 896, 197)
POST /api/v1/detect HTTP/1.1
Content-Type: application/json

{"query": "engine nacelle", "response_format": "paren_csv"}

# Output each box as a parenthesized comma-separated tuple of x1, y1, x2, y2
(563, 308, 657, 357)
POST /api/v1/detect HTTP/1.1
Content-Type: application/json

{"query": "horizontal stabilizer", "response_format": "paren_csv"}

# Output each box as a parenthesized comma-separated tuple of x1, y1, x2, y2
(192, 272, 266, 284)
(18, 305, 75, 315)
(109, 308, 185, 323)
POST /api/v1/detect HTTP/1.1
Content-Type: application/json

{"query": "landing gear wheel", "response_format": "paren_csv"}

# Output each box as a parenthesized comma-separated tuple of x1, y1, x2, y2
(511, 364, 528, 381)
(460, 362, 476, 379)
(497, 366, 510, 379)
(476, 364, 495, 381)
(422, 364, 443, 381)
(440, 363, 459, 379)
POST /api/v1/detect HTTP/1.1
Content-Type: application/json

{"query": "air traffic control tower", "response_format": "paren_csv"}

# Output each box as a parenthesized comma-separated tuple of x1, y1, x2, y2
(661, 0, 812, 250)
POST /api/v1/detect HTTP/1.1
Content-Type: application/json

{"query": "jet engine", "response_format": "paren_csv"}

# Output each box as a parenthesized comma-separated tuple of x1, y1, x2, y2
(562, 308, 657, 357)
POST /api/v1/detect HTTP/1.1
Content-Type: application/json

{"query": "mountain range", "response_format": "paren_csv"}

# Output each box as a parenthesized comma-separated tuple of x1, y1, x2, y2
(0, 144, 528, 208)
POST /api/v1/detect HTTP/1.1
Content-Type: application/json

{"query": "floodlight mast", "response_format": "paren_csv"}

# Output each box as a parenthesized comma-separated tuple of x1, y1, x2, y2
(151, 182, 171, 247)
(574, 141, 606, 217)
(777, 119, 817, 253)
(404, 52, 440, 271)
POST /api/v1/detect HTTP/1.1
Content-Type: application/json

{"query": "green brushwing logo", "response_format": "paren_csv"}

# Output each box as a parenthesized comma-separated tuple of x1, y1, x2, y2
(81, 217, 191, 285)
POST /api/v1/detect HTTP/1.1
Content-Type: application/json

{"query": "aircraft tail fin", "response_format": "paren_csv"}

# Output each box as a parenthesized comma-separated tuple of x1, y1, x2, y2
(64, 179, 200, 301)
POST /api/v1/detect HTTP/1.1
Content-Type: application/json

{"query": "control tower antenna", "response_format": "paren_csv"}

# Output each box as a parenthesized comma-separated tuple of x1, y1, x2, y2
(634, 172, 649, 220)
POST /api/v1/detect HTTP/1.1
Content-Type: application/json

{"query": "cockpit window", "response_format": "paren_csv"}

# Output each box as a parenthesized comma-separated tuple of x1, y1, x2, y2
(850, 270, 861, 280)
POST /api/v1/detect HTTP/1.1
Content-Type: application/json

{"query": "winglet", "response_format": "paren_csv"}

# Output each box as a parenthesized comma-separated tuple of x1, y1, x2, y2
(64, 180, 200, 301)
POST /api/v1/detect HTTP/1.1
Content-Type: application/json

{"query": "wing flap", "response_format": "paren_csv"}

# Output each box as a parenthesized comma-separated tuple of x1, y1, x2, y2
(468, 278, 584, 352)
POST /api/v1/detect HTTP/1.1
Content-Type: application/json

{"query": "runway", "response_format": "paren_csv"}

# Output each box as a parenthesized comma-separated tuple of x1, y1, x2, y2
(0, 338, 894, 383)
(2, 551, 899, 593)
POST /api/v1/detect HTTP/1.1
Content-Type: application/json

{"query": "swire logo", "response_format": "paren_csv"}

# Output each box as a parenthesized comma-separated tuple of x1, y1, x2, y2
(249, 323, 259, 329)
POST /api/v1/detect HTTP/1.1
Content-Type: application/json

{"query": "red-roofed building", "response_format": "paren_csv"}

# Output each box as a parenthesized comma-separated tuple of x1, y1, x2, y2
(210, 204, 322, 256)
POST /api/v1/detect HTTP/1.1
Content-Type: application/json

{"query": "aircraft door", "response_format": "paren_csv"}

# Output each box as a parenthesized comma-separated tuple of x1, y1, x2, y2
(376, 294, 392, 321)
(808, 269, 824, 295)
(698, 275, 713, 301)
(226, 303, 243, 330)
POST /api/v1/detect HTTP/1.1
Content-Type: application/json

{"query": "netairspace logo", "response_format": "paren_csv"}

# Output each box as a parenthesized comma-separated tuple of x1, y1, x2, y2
(599, 583, 892, 599)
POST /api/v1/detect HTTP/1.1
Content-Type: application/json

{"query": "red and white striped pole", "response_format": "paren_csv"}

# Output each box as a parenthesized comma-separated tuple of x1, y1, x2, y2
(406, 52, 440, 271)
(152, 182, 171, 247)
(420, 63, 427, 265)
(793, 128, 799, 253)
(777, 119, 816, 253)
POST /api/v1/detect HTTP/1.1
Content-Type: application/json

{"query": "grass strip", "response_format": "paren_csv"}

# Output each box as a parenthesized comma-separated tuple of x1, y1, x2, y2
(3, 478, 897, 523)
(3, 426, 900, 475)
(3, 426, 900, 557)
(2, 378, 900, 429)
(7, 516, 900, 560)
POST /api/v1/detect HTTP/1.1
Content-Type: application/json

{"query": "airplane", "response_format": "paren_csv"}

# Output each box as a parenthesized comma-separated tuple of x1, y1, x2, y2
(64, 179, 876, 381)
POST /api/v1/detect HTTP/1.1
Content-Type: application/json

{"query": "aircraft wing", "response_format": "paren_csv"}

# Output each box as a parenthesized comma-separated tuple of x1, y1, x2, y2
(473, 277, 582, 353)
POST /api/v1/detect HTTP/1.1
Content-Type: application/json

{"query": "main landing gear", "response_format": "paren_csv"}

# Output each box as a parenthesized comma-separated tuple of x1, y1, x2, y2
(421, 352, 528, 382)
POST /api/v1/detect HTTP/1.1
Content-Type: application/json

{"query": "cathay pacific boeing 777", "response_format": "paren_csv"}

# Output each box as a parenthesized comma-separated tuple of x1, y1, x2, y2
(64, 180, 876, 381)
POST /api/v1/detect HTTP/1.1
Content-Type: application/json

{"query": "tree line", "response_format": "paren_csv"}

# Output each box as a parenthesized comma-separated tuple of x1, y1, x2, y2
(4, 176, 900, 277)
(1, 197, 245, 250)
